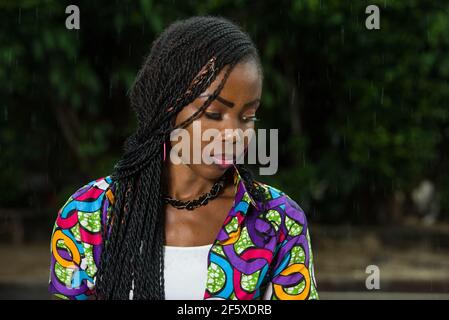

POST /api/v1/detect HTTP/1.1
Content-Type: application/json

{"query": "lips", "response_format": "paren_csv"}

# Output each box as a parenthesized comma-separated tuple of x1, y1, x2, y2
(210, 146, 247, 168)
(211, 154, 235, 166)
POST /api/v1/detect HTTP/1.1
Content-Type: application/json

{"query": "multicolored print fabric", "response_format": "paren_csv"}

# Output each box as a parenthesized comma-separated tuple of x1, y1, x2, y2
(48, 177, 115, 299)
(48, 168, 318, 300)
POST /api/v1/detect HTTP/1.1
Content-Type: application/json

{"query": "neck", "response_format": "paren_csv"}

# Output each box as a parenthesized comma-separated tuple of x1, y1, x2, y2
(163, 163, 219, 200)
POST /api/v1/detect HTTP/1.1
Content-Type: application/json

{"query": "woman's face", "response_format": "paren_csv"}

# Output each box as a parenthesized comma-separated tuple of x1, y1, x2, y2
(171, 59, 262, 180)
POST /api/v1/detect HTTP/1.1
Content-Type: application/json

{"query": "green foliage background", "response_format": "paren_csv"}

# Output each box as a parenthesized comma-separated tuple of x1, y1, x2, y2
(1, 0, 448, 225)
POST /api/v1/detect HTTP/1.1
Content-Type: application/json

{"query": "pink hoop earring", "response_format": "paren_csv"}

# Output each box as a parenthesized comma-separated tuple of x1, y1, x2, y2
(163, 142, 167, 162)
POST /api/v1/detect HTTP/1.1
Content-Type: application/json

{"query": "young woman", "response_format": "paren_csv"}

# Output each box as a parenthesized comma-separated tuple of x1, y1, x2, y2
(48, 15, 318, 300)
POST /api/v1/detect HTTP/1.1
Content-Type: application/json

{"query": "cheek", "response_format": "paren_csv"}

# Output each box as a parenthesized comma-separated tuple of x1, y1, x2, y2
(170, 119, 210, 162)
(243, 122, 256, 148)
(198, 119, 217, 145)
(246, 122, 256, 130)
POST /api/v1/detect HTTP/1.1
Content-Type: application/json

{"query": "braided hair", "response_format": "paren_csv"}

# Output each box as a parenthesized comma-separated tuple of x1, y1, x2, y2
(95, 15, 265, 300)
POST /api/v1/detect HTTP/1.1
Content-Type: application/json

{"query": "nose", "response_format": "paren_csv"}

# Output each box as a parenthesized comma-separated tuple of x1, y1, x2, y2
(222, 128, 240, 144)
(220, 117, 244, 144)
(218, 118, 247, 157)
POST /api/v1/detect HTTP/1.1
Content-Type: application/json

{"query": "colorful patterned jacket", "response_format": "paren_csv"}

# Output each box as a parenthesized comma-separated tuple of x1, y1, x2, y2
(48, 168, 318, 300)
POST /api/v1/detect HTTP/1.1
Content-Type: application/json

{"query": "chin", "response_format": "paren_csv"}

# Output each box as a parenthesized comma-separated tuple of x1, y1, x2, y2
(188, 163, 233, 180)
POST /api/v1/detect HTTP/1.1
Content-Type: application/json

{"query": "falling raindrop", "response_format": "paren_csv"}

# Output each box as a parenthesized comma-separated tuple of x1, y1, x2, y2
(380, 87, 384, 105)
(341, 26, 345, 45)
(109, 81, 113, 99)
(18, 8, 21, 24)
(31, 113, 37, 129)
(6, 50, 11, 66)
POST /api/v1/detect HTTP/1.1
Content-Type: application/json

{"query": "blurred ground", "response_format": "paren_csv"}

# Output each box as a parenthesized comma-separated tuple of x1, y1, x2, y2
(1, 224, 449, 300)
(312, 224, 449, 298)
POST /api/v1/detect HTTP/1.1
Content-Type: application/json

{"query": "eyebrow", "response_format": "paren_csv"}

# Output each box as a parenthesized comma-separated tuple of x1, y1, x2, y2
(198, 94, 260, 109)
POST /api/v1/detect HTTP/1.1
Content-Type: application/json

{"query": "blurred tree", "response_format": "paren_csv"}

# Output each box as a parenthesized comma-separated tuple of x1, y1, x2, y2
(0, 0, 448, 225)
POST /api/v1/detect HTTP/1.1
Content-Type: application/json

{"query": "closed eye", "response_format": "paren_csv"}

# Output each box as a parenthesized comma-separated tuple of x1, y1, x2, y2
(204, 112, 259, 122)
(242, 115, 259, 122)
(204, 112, 222, 121)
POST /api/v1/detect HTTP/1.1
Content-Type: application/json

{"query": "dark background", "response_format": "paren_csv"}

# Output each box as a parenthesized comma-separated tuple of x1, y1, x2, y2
(1, 0, 448, 299)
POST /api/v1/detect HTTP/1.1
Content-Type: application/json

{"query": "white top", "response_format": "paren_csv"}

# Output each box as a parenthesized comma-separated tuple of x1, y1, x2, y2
(163, 243, 213, 300)
(163, 243, 273, 300)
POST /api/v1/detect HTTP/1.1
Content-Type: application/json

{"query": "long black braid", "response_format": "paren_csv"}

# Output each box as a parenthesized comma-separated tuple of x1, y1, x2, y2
(95, 16, 265, 300)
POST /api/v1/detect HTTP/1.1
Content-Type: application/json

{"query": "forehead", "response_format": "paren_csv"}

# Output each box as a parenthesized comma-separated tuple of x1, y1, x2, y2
(203, 60, 262, 103)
